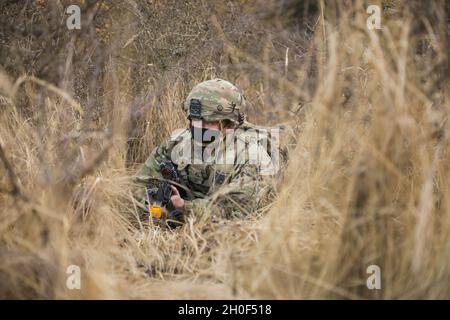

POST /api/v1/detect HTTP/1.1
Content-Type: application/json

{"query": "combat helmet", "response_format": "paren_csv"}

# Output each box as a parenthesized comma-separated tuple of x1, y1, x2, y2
(183, 79, 246, 125)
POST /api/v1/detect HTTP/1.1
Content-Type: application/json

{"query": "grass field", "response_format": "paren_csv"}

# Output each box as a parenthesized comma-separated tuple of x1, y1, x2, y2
(0, 0, 449, 299)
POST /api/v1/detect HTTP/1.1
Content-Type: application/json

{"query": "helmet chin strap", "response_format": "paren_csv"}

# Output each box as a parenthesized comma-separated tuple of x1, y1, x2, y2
(238, 111, 245, 125)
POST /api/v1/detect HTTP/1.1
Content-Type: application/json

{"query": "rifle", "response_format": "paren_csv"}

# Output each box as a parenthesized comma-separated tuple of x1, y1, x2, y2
(147, 160, 184, 228)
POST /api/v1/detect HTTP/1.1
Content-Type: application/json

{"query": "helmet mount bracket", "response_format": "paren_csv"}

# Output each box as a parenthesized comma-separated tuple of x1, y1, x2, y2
(188, 99, 202, 120)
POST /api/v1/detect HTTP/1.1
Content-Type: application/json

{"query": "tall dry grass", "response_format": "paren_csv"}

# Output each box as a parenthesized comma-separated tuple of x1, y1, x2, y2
(0, 0, 449, 299)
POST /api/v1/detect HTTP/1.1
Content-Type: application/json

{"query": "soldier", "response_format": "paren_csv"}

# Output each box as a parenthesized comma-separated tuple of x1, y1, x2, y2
(133, 79, 281, 228)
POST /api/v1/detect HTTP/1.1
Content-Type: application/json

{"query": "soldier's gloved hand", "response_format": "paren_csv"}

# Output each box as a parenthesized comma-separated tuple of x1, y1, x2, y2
(169, 185, 185, 211)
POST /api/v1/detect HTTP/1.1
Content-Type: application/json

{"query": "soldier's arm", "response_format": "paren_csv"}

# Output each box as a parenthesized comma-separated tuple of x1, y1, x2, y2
(132, 139, 173, 204)
(184, 162, 265, 219)
(134, 128, 189, 184)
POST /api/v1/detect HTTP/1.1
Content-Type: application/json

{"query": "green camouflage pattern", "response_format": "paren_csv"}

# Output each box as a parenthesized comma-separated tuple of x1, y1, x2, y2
(183, 78, 246, 123)
(133, 128, 273, 220)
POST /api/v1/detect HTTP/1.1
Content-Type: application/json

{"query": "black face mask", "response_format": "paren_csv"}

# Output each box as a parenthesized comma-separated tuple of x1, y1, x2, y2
(190, 125, 221, 146)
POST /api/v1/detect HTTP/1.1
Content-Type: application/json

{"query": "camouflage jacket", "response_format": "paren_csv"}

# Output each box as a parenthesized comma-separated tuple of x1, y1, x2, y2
(133, 127, 276, 220)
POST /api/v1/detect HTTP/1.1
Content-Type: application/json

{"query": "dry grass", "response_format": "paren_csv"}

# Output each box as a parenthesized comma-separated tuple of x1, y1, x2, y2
(0, 0, 449, 299)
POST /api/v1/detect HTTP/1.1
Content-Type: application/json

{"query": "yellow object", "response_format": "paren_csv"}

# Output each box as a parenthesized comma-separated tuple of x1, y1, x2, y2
(150, 205, 163, 219)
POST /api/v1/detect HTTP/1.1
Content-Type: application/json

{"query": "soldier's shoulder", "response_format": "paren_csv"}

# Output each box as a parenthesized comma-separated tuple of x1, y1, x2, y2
(233, 126, 269, 151)
(233, 127, 257, 144)
(161, 128, 190, 149)
(169, 128, 190, 142)
(153, 129, 190, 158)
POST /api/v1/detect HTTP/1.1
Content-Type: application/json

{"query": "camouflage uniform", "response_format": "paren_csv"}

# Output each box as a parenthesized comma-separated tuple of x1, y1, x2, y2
(133, 79, 276, 223)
